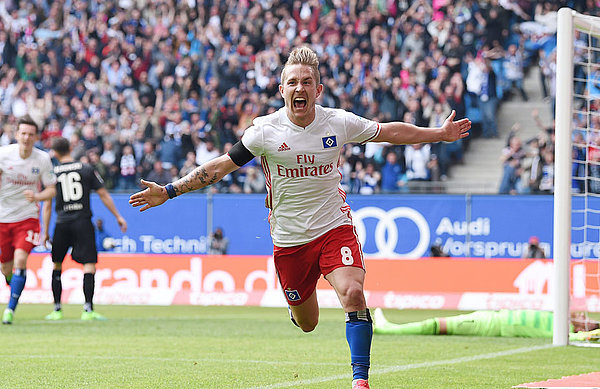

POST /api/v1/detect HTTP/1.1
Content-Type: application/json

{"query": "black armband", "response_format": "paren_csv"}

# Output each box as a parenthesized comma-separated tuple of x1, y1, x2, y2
(228, 141, 256, 167)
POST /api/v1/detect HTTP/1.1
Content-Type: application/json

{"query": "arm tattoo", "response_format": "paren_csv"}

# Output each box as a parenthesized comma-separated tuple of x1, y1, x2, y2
(176, 166, 219, 195)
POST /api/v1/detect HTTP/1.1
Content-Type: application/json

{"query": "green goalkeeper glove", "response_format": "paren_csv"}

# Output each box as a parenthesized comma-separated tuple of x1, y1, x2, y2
(570, 329, 600, 342)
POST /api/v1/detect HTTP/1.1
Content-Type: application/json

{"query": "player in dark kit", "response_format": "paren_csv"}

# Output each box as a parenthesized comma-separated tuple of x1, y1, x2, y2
(43, 137, 127, 320)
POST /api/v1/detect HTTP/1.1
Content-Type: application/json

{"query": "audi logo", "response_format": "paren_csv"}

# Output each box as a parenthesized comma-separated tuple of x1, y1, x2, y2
(353, 207, 430, 259)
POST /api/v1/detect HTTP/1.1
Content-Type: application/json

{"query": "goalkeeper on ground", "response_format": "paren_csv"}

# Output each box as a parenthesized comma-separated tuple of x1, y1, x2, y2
(373, 309, 600, 341)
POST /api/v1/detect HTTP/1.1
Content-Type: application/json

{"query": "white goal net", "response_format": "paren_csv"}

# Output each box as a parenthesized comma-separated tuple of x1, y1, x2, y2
(555, 8, 600, 346)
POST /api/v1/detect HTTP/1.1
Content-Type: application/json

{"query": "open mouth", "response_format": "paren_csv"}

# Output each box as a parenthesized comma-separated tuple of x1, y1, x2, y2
(293, 97, 307, 109)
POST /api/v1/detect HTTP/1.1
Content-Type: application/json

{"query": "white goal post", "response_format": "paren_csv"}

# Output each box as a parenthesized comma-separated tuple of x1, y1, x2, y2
(554, 8, 600, 346)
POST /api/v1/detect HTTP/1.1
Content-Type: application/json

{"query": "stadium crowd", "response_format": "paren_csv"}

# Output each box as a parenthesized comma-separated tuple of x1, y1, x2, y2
(496, 2, 600, 195)
(0, 0, 591, 194)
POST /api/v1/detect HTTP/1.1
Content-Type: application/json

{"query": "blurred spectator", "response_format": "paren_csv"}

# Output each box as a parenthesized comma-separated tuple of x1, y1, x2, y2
(95, 219, 115, 252)
(588, 133, 600, 194)
(165, 111, 185, 140)
(523, 137, 543, 193)
(41, 118, 62, 150)
(522, 236, 546, 259)
(499, 135, 526, 194)
(504, 43, 528, 101)
(0, 121, 13, 145)
(538, 48, 552, 100)
(243, 166, 266, 194)
(169, 165, 180, 182)
(519, 2, 558, 37)
(195, 138, 220, 166)
(572, 31, 588, 97)
(357, 162, 381, 195)
(430, 238, 450, 257)
(158, 134, 182, 170)
(119, 144, 137, 190)
(348, 160, 365, 194)
(467, 56, 499, 138)
(380, 151, 406, 194)
(405, 143, 432, 181)
(70, 133, 86, 161)
(236, 101, 259, 138)
(138, 140, 159, 179)
(531, 108, 554, 135)
(100, 140, 118, 187)
(208, 227, 229, 255)
(427, 153, 442, 183)
(537, 148, 554, 193)
(179, 151, 198, 178)
(88, 149, 113, 190)
(572, 132, 586, 194)
(146, 160, 172, 186)
(338, 152, 353, 193)
(81, 123, 101, 153)
(587, 64, 600, 99)
(427, 101, 462, 178)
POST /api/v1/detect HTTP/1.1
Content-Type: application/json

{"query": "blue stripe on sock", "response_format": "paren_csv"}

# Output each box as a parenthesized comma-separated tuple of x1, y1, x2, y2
(8, 272, 26, 311)
(346, 313, 373, 380)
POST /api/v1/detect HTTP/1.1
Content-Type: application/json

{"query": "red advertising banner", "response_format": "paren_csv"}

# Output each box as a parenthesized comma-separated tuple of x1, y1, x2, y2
(2, 254, 598, 311)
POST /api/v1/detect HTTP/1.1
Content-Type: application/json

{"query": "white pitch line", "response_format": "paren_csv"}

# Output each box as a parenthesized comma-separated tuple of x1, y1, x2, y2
(374, 344, 555, 374)
(1, 344, 556, 388)
(249, 344, 556, 389)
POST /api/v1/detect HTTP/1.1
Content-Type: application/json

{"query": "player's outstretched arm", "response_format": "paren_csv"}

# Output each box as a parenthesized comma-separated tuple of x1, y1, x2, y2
(374, 110, 471, 145)
(129, 154, 240, 212)
(129, 179, 169, 211)
(97, 187, 128, 232)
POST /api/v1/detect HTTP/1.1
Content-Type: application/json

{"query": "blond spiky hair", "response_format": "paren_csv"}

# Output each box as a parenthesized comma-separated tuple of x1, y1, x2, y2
(281, 46, 320, 85)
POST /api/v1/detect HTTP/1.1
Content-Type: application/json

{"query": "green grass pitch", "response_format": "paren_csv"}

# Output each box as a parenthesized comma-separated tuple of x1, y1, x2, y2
(0, 305, 598, 388)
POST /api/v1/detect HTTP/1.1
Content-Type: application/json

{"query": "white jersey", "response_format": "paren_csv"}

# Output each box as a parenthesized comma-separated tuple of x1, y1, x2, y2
(0, 144, 56, 222)
(241, 105, 380, 247)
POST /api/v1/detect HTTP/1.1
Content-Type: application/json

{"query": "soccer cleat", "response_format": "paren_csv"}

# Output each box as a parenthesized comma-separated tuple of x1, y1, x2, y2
(352, 379, 370, 389)
(45, 310, 64, 321)
(81, 311, 107, 321)
(373, 308, 389, 329)
(2, 309, 14, 324)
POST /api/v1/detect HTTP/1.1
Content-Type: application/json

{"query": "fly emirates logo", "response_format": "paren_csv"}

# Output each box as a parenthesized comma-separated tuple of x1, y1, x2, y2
(276, 154, 334, 178)
(7, 173, 37, 186)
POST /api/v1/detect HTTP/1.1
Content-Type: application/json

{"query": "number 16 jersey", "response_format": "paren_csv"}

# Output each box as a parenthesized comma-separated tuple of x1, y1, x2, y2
(53, 161, 104, 223)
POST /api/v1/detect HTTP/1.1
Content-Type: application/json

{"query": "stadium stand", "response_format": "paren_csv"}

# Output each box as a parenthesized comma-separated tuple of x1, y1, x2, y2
(0, 0, 591, 194)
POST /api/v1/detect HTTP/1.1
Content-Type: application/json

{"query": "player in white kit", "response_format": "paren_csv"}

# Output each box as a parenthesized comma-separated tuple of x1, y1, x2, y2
(0, 115, 56, 324)
(129, 47, 471, 389)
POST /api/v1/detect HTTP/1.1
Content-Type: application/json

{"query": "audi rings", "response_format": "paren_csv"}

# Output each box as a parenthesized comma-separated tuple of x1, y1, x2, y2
(353, 207, 430, 258)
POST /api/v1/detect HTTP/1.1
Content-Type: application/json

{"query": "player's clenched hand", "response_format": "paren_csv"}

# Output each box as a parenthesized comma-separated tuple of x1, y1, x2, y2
(23, 189, 36, 202)
(440, 110, 471, 142)
(129, 179, 169, 212)
(117, 216, 128, 232)
(40, 232, 51, 249)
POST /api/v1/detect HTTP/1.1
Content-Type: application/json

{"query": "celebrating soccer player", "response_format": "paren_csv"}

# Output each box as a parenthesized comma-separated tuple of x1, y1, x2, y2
(129, 46, 470, 389)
